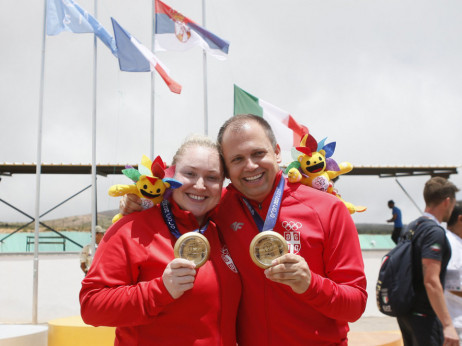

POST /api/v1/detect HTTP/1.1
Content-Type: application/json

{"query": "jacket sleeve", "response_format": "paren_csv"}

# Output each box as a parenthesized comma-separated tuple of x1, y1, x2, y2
(301, 199, 368, 322)
(79, 221, 175, 327)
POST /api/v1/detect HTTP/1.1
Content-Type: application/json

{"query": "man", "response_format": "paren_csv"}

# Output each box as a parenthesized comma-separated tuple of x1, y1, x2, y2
(397, 177, 459, 346)
(80, 225, 105, 275)
(444, 204, 462, 341)
(387, 200, 403, 244)
(216, 114, 366, 345)
(120, 114, 367, 345)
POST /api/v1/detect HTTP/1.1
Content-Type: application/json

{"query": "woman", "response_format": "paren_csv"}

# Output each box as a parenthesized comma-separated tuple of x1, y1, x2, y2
(80, 136, 241, 346)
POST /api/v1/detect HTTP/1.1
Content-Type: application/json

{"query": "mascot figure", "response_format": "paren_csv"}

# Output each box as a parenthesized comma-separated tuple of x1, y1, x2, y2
(109, 155, 182, 223)
(285, 132, 366, 214)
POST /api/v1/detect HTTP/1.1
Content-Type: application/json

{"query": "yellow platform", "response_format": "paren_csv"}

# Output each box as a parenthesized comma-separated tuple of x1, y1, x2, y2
(48, 315, 115, 346)
(47, 315, 402, 346)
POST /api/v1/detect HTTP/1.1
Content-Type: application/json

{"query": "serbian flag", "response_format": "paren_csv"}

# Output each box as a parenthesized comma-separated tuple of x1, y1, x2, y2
(155, 0, 229, 60)
(111, 18, 182, 94)
(46, 0, 117, 57)
(234, 85, 308, 150)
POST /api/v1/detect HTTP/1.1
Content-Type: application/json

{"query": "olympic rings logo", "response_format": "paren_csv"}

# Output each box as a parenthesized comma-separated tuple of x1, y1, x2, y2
(282, 221, 302, 231)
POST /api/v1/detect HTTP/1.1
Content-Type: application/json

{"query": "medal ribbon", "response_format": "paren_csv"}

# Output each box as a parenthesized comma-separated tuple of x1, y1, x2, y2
(241, 177, 284, 232)
(160, 200, 208, 239)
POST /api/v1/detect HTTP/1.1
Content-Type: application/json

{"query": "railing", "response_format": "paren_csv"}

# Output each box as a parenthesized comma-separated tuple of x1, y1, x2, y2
(26, 236, 66, 252)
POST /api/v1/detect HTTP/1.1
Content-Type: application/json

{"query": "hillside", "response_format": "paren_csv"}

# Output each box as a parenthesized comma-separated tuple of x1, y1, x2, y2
(1, 209, 393, 234)
(0, 210, 117, 233)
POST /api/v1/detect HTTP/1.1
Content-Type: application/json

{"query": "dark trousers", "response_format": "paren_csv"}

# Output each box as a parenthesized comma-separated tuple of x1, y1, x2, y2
(391, 227, 403, 244)
(397, 313, 443, 346)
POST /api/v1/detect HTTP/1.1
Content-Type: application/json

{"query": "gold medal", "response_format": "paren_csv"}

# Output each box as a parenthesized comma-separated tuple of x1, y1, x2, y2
(173, 232, 210, 268)
(249, 230, 288, 269)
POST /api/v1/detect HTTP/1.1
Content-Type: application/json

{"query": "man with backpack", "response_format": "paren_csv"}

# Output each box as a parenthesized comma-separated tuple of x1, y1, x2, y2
(397, 177, 459, 346)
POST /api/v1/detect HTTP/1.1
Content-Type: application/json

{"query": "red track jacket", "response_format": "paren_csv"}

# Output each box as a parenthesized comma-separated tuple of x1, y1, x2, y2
(216, 172, 367, 345)
(80, 201, 241, 346)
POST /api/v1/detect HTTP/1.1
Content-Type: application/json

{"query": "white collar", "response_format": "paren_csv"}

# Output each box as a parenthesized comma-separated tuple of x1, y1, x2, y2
(423, 212, 441, 225)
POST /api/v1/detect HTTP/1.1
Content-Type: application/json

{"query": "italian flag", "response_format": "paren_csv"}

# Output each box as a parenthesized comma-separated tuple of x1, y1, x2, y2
(233, 85, 308, 150)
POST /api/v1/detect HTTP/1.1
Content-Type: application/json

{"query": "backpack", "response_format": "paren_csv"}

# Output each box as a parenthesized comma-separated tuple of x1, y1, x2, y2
(375, 217, 433, 317)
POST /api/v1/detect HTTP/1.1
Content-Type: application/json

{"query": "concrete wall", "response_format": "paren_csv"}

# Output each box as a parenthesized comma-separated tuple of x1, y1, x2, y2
(0, 253, 83, 323)
(0, 250, 386, 323)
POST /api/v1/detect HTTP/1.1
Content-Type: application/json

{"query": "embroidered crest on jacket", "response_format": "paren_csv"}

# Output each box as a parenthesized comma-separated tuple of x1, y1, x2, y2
(282, 220, 302, 254)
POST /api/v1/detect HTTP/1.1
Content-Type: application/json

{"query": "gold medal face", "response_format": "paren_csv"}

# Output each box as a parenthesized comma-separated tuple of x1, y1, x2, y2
(249, 230, 288, 269)
(173, 232, 210, 268)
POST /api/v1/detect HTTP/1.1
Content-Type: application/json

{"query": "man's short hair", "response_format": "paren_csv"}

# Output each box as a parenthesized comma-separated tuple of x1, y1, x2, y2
(217, 114, 278, 155)
(423, 177, 459, 206)
(388, 200, 394, 205)
(447, 203, 462, 228)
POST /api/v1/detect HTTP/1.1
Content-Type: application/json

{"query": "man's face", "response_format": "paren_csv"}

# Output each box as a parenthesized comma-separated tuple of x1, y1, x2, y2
(443, 197, 457, 223)
(221, 120, 281, 202)
(452, 213, 462, 236)
(95, 233, 104, 244)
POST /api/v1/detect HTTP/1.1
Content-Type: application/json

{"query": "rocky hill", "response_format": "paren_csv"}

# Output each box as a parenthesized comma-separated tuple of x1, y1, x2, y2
(1, 209, 393, 234)
(0, 210, 117, 232)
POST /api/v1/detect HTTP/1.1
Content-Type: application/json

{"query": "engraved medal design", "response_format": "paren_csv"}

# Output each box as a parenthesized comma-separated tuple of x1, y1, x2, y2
(242, 178, 286, 269)
(249, 230, 288, 269)
(161, 200, 210, 268)
(174, 232, 210, 268)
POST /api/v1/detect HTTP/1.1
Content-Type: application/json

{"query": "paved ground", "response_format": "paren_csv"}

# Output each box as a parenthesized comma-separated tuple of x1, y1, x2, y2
(350, 316, 400, 332)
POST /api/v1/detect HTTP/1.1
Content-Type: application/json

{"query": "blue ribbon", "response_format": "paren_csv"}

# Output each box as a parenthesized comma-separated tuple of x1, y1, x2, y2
(160, 200, 208, 239)
(242, 177, 285, 232)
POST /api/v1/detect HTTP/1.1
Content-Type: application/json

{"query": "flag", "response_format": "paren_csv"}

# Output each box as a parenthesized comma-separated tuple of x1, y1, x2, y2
(111, 18, 182, 94)
(155, 0, 229, 60)
(46, 0, 117, 57)
(234, 85, 308, 150)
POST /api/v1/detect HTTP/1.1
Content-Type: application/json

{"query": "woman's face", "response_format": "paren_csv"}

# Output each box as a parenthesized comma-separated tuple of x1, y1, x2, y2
(172, 145, 224, 224)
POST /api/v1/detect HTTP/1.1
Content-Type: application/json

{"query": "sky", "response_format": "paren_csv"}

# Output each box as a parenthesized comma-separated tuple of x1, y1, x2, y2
(1, 0, 461, 226)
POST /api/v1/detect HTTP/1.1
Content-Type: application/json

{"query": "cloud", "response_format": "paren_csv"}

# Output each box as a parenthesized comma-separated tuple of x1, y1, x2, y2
(1, 0, 461, 223)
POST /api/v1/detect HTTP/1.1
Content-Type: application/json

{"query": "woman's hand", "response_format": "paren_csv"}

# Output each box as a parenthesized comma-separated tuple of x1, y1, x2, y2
(162, 258, 197, 299)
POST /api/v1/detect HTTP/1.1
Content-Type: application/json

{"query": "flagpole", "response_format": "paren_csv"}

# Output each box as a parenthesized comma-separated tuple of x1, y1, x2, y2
(395, 178, 424, 215)
(151, 0, 156, 158)
(90, 0, 99, 258)
(202, 0, 208, 135)
(32, 0, 48, 324)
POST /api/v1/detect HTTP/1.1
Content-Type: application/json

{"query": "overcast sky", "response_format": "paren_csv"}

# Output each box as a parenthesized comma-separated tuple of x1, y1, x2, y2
(1, 0, 461, 225)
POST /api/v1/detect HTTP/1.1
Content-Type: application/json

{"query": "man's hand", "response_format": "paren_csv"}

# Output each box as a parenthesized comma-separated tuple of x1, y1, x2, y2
(264, 253, 311, 294)
(443, 324, 459, 346)
(119, 194, 143, 215)
(162, 258, 197, 299)
(423, 258, 459, 346)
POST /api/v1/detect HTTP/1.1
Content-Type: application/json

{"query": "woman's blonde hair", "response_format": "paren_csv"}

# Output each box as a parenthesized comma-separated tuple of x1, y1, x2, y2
(172, 135, 223, 174)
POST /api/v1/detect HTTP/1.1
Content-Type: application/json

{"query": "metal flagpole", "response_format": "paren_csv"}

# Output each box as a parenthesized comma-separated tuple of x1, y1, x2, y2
(151, 0, 156, 158)
(202, 0, 208, 135)
(395, 178, 424, 215)
(90, 0, 99, 257)
(32, 0, 48, 324)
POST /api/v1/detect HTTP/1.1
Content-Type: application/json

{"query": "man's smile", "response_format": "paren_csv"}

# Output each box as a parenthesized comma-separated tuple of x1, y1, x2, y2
(243, 173, 264, 182)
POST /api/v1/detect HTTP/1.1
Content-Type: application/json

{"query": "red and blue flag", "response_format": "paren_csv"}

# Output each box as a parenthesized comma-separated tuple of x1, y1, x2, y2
(155, 0, 229, 60)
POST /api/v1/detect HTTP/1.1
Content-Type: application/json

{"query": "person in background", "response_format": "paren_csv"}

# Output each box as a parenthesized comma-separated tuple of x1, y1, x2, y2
(396, 177, 459, 346)
(79, 225, 105, 275)
(387, 200, 403, 244)
(444, 203, 462, 343)
(80, 135, 241, 345)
